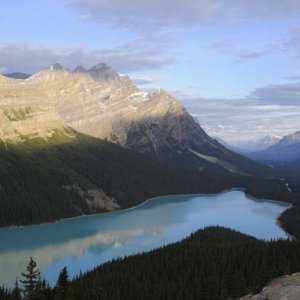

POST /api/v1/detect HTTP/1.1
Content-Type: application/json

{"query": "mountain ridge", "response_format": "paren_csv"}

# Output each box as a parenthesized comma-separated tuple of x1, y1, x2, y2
(249, 130, 300, 163)
(0, 63, 271, 177)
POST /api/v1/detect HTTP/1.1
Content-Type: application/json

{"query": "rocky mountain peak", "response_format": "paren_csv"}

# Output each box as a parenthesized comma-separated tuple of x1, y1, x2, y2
(87, 63, 121, 82)
(268, 130, 300, 149)
(283, 130, 300, 143)
(73, 65, 87, 73)
(90, 63, 109, 70)
(71, 63, 121, 83)
(49, 63, 64, 71)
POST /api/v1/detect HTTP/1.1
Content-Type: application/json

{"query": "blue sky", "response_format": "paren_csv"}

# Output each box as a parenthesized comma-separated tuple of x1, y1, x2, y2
(1, 0, 300, 144)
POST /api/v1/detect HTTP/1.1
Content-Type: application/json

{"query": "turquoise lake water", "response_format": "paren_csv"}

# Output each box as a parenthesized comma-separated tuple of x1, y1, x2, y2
(0, 190, 289, 287)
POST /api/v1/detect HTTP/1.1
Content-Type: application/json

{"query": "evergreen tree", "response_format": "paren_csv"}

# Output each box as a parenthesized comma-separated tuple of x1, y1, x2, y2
(11, 279, 21, 300)
(55, 267, 69, 300)
(20, 257, 41, 300)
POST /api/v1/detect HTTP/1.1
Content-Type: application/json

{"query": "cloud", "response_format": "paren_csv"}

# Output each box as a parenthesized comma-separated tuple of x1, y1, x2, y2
(180, 81, 300, 143)
(284, 75, 300, 80)
(284, 25, 300, 61)
(251, 82, 300, 106)
(0, 41, 173, 74)
(209, 24, 300, 63)
(70, 0, 300, 33)
(210, 38, 284, 60)
(0, 67, 7, 73)
(133, 76, 161, 86)
(237, 44, 282, 59)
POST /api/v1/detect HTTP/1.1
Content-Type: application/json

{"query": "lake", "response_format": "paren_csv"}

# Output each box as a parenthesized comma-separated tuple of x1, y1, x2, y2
(0, 190, 290, 288)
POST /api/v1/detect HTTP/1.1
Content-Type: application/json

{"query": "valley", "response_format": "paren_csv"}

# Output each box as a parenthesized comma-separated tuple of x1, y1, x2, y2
(0, 190, 289, 289)
(0, 64, 299, 300)
(2, 2, 300, 299)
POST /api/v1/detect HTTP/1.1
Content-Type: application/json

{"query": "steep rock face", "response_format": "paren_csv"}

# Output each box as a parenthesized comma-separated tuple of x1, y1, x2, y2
(0, 63, 270, 176)
(240, 272, 300, 300)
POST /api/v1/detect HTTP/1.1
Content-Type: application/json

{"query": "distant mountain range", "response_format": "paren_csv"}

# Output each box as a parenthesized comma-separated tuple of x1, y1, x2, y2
(248, 131, 300, 170)
(217, 135, 281, 153)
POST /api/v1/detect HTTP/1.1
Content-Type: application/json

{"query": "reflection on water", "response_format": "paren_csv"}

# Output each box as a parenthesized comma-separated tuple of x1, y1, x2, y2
(0, 190, 289, 287)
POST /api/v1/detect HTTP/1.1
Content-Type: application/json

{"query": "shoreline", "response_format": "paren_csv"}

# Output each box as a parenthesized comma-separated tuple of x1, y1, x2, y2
(1, 187, 292, 236)
(3, 187, 240, 230)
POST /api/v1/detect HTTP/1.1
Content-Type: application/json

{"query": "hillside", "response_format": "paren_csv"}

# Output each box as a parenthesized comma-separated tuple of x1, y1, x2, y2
(0, 128, 245, 227)
(68, 227, 300, 300)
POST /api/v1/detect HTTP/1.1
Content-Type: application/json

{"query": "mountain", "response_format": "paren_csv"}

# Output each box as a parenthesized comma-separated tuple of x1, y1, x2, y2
(249, 131, 300, 163)
(234, 135, 281, 152)
(256, 135, 282, 150)
(3, 72, 31, 79)
(0, 63, 271, 177)
(0, 63, 280, 226)
(274, 130, 300, 148)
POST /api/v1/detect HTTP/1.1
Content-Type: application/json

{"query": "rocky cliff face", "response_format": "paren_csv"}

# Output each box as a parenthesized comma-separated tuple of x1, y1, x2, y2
(0, 63, 270, 176)
(240, 272, 300, 300)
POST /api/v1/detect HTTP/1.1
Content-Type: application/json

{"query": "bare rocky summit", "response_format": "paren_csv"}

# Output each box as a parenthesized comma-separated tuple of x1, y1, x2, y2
(240, 272, 300, 300)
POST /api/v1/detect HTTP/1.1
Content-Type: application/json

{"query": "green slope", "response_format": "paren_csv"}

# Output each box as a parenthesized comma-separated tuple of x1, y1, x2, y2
(0, 128, 235, 227)
(0, 128, 292, 227)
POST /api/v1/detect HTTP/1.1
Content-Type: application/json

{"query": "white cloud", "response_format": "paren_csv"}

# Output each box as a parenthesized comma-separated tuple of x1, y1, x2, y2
(70, 0, 300, 33)
(181, 81, 300, 143)
(0, 40, 173, 74)
(251, 82, 300, 106)
(133, 76, 162, 86)
(0, 67, 7, 74)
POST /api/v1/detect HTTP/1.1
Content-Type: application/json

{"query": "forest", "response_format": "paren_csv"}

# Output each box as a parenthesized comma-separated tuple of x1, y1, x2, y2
(0, 129, 238, 226)
(1, 226, 300, 300)
(0, 128, 294, 230)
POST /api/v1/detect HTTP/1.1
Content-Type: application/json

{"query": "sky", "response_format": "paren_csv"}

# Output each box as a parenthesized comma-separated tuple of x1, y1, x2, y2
(1, 1, 300, 145)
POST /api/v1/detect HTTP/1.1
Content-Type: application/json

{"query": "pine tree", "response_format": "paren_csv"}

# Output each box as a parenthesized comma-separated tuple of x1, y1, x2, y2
(11, 279, 21, 300)
(20, 257, 41, 300)
(55, 267, 69, 300)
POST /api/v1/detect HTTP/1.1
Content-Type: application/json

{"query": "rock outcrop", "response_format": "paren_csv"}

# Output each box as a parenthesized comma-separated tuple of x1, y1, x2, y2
(240, 272, 300, 300)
